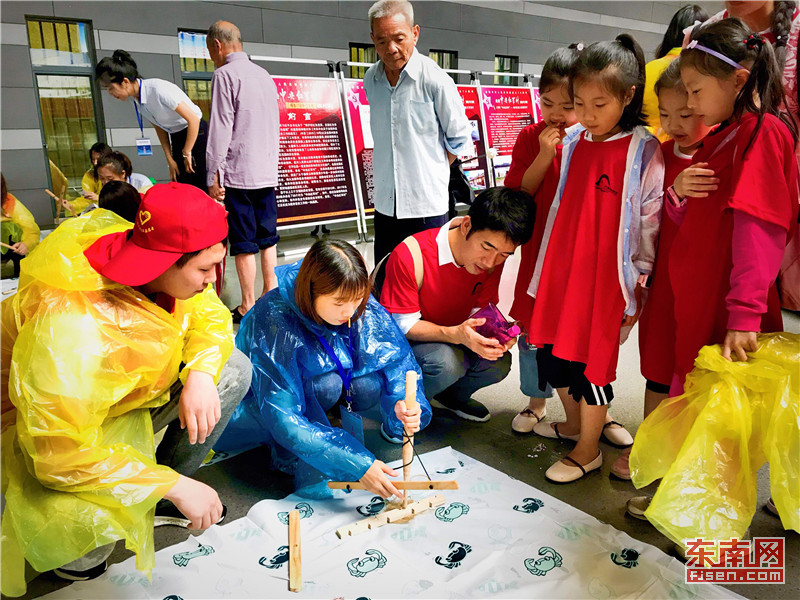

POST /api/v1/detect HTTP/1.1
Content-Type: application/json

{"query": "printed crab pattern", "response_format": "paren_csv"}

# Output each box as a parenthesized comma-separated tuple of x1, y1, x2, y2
(277, 502, 313, 524)
(525, 547, 563, 576)
(347, 549, 387, 578)
(513, 498, 544, 513)
(435, 541, 472, 569)
(259, 546, 289, 569)
(610, 548, 640, 568)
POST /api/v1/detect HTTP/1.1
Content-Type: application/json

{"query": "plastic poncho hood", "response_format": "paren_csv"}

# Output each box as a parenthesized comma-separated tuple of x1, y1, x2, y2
(0, 210, 233, 597)
(216, 260, 431, 490)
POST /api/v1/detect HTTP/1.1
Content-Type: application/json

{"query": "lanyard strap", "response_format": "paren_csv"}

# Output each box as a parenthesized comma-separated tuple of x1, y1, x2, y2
(315, 325, 354, 400)
(134, 79, 144, 136)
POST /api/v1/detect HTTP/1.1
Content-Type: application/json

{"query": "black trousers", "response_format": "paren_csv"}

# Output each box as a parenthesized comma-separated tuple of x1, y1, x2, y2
(169, 119, 208, 191)
(373, 210, 449, 266)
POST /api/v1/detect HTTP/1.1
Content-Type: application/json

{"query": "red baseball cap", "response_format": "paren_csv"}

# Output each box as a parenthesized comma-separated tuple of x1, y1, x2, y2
(85, 182, 228, 287)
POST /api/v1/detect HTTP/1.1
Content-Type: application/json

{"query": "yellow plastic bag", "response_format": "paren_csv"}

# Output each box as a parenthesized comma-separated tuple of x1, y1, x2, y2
(0, 210, 233, 596)
(630, 332, 799, 545)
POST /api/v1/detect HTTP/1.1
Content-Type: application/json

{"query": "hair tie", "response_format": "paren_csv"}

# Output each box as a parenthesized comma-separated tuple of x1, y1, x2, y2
(743, 33, 764, 50)
(576, 43, 584, 52)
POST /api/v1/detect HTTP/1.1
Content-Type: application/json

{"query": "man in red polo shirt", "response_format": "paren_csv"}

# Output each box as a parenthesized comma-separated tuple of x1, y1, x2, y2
(380, 187, 535, 422)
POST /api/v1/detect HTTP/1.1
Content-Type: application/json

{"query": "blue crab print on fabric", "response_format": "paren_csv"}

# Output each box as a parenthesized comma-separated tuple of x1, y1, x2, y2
(347, 549, 387, 577)
(513, 498, 544, 513)
(277, 502, 313, 524)
(611, 548, 640, 568)
(435, 541, 472, 569)
(435, 502, 470, 522)
(525, 547, 563, 576)
(259, 546, 289, 569)
(356, 496, 386, 517)
(172, 544, 214, 567)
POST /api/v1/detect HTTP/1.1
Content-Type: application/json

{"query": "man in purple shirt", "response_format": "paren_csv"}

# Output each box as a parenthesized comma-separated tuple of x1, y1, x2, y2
(206, 20, 280, 323)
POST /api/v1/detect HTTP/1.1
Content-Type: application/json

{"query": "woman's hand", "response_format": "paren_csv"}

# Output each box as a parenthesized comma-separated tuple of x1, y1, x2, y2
(722, 329, 758, 362)
(167, 156, 180, 182)
(82, 190, 99, 201)
(183, 152, 195, 174)
(359, 460, 401, 498)
(394, 400, 421, 435)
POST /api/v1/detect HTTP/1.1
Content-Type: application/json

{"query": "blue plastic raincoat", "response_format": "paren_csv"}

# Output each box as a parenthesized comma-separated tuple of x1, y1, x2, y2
(215, 260, 431, 487)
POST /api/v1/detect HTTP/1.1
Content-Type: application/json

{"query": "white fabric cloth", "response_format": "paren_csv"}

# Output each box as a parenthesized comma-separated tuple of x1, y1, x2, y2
(41, 448, 741, 600)
(135, 78, 202, 134)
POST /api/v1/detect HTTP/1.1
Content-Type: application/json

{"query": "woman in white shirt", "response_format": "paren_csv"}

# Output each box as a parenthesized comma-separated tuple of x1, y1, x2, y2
(95, 50, 207, 190)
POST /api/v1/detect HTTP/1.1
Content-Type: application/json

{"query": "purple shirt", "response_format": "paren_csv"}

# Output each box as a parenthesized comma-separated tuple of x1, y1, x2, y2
(206, 52, 279, 189)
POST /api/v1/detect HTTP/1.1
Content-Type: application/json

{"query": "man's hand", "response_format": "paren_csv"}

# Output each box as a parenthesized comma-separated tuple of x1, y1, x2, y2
(167, 157, 180, 182)
(10, 242, 28, 256)
(722, 329, 758, 362)
(179, 370, 221, 444)
(673, 162, 718, 199)
(454, 317, 505, 361)
(209, 173, 225, 202)
(163, 475, 223, 530)
(394, 400, 421, 434)
(359, 460, 401, 498)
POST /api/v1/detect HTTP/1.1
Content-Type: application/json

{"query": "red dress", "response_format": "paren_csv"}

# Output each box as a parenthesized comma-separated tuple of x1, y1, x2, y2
(530, 132, 632, 387)
(669, 113, 798, 383)
(505, 122, 563, 334)
(638, 140, 692, 385)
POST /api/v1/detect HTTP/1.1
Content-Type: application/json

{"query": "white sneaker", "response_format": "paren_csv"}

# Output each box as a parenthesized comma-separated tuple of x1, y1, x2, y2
(511, 407, 547, 433)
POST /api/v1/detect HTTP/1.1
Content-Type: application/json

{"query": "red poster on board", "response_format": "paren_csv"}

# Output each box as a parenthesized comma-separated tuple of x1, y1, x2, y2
(457, 85, 490, 192)
(344, 79, 375, 213)
(480, 86, 538, 185)
(274, 77, 358, 226)
(532, 88, 542, 122)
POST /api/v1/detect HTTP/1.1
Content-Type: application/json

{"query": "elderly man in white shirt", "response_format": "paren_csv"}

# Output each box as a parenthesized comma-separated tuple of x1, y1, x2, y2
(364, 0, 473, 264)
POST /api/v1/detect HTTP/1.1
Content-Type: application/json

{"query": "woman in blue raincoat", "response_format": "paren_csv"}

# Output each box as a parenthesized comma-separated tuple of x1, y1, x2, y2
(216, 239, 432, 497)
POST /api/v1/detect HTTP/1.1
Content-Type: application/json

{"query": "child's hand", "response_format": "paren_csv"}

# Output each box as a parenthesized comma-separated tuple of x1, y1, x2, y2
(673, 162, 719, 199)
(621, 283, 645, 328)
(722, 329, 758, 362)
(359, 461, 400, 499)
(538, 125, 562, 159)
(394, 400, 421, 434)
(10, 242, 28, 256)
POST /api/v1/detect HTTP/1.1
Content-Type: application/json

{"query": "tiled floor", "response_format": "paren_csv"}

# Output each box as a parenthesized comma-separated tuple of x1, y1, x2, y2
(16, 223, 799, 600)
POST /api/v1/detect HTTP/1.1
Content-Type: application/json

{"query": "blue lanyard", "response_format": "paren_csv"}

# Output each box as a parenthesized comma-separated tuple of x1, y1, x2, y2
(315, 323, 354, 403)
(133, 79, 144, 136)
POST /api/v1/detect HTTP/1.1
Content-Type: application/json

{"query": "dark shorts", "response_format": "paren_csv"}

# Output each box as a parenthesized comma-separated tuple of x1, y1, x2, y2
(224, 186, 279, 255)
(536, 345, 614, 406)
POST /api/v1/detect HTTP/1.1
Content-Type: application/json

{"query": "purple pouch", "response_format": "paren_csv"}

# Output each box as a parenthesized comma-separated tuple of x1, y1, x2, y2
(472, 303, 521, 345)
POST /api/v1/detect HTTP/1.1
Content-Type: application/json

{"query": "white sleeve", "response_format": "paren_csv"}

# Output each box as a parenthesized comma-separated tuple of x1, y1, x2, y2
(391, 311, 422, 335)
(634, 142, 665, 274)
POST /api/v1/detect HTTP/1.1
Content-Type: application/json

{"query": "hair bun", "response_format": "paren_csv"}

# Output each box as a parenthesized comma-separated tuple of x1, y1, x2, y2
(743, 33, 765, 51)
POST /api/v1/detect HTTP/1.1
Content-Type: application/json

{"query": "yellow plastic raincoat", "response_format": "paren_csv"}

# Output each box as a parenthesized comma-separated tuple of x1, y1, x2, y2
(630, 332, 800, 545)
(0, 209, 233, 597)
(1, 193, 40, 254)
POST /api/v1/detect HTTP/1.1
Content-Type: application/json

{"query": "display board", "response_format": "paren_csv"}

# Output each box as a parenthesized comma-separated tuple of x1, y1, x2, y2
(273, 76, 360, 227)
(456, 85, 491, 191)
(343, 80, 490, 215)
(480, 86, 539, 186)
(343, 79, 375, 214)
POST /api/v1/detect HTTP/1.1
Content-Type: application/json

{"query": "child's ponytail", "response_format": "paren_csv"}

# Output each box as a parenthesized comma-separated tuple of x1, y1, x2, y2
(682, 18, 798, 155)
(570, 34, 647, 131)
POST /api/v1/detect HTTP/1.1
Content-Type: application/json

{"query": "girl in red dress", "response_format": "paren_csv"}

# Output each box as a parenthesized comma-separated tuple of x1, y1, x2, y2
(671, 19, 798, 391)
(614, 59, 714, 480)
(505, 44, 582, 435)
(528, 35, 665, 483)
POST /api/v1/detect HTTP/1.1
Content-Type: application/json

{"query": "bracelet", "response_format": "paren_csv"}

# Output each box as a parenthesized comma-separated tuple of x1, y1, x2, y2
(182, 152, 191, 158)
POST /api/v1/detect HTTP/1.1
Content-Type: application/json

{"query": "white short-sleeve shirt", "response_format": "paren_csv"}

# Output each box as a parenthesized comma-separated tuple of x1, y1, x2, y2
(135, 78, 202, 134)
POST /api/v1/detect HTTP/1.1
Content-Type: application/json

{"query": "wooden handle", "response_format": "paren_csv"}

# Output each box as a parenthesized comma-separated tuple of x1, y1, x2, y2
(45, 188, 78, 218)
(0, 241, 14, 250)
(402, 370, 417, 507)
(327, 480, 458, 491)
(288, 509, 301, 592)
